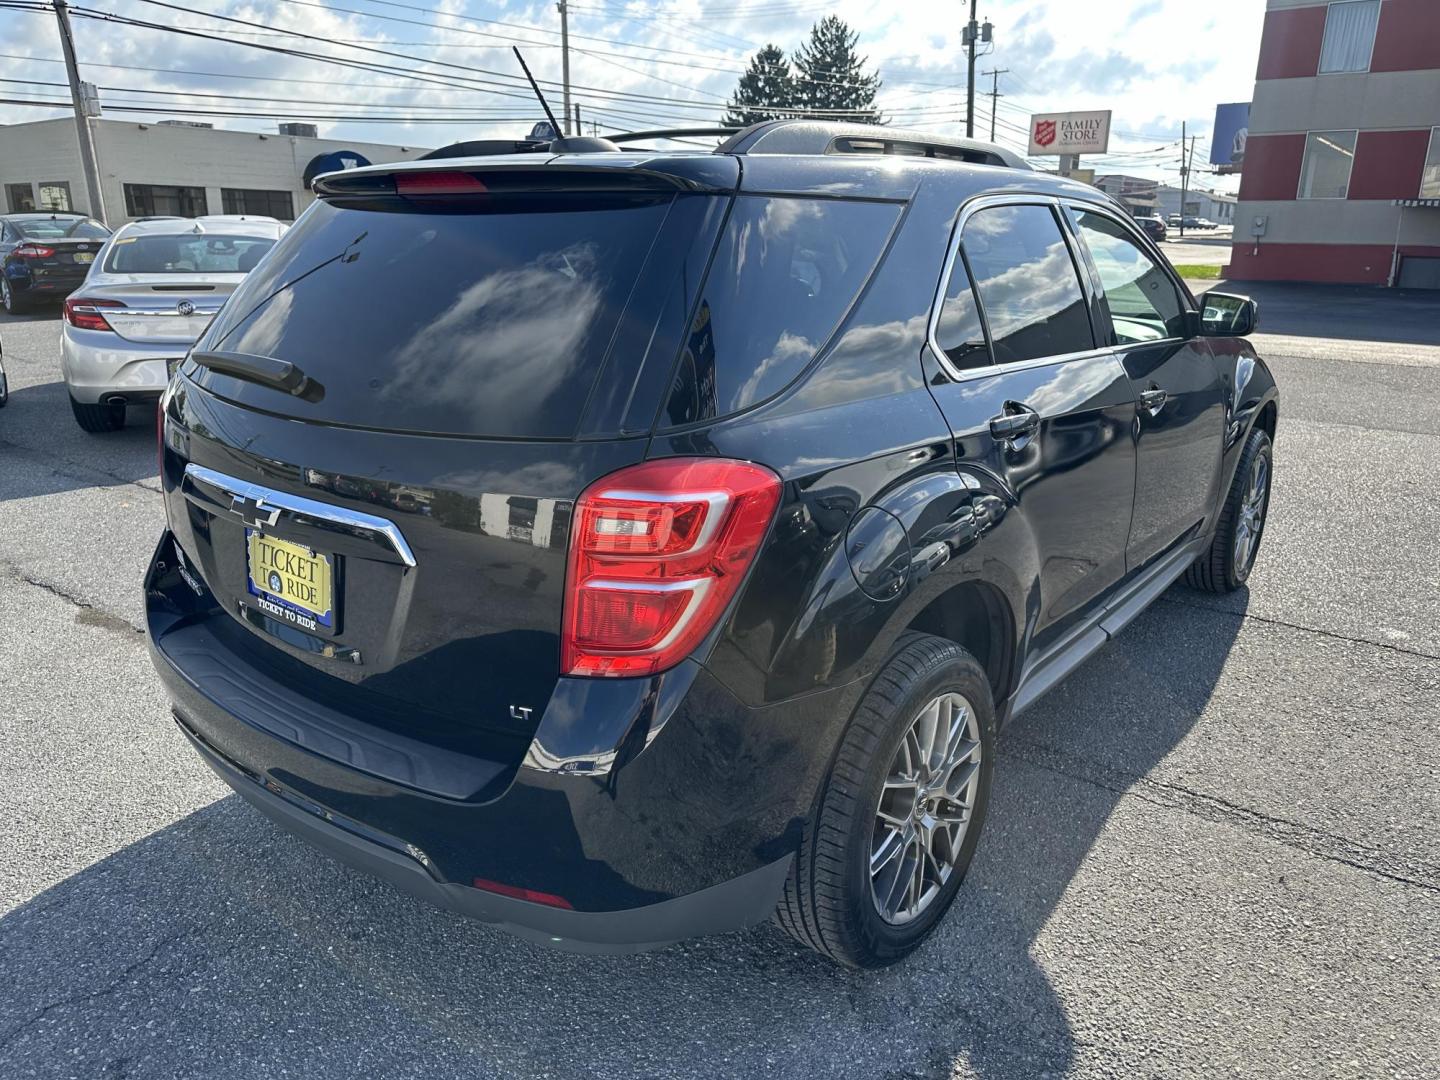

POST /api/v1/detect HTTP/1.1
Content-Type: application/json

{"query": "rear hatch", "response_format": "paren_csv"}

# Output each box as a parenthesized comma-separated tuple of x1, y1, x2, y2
(85, 277, 242, 344)
(160, 159, 735, 790)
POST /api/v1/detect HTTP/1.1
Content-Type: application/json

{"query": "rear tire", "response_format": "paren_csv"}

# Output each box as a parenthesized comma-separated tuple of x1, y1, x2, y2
(775, 632, 995, 968)
(70, 394, 126, 433)
(1, 277, 30, 315)
(1185, 426, 1272, 593)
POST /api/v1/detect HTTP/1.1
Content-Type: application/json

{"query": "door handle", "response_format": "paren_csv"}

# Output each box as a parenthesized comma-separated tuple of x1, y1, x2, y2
(988, 405, 1040, 442)
(1138, 387, 1167, 414)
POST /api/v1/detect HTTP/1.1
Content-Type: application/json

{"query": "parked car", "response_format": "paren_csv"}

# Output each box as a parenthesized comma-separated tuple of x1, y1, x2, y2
(1135, 215, 1168, 242)
(1, 212, 111, 313)
(145, 120, 1278, 968)
(1167, 213, 1181, 227)
(61, 215, 286, 432)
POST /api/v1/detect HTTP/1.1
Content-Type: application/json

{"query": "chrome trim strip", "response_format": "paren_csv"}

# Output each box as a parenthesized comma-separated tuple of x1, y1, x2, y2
(183, 463, 417, 568)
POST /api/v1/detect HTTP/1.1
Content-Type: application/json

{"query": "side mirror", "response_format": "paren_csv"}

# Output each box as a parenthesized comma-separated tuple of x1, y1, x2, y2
(1198, 291, 1258, 337)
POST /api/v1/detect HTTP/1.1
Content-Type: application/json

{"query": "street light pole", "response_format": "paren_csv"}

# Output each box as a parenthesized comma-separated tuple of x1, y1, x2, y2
(52, 0, 106, 224)
(557, 0, 572, 135)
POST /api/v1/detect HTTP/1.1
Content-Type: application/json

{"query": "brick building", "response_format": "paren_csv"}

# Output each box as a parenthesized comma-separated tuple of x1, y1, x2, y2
(1230, 0, 1440, 287)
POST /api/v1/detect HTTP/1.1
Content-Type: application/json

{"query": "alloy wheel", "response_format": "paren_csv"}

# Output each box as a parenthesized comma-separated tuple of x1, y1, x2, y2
(870, 691, 982, 925)
(1233, 451, 1269, 573)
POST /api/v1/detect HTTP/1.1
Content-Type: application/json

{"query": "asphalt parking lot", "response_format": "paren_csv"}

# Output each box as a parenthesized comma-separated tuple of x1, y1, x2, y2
(2, 289, 1438, 1079)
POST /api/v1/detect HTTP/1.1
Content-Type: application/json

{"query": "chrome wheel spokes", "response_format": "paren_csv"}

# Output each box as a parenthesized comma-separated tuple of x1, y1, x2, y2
(1234, 452, 1270, 572)
(871, 691, 981, 925)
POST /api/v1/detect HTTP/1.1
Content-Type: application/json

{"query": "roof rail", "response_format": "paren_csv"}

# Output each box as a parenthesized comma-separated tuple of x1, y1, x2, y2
(717, 120, 1031, 170)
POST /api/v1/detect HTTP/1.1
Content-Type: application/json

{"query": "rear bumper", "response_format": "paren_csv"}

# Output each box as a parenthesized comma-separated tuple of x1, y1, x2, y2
(62, 328, 175, 403)
(144, 530, 841, 950)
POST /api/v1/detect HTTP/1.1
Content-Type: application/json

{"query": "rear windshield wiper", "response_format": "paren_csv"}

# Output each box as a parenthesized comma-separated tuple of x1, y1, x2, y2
(189, 350, 324, 403)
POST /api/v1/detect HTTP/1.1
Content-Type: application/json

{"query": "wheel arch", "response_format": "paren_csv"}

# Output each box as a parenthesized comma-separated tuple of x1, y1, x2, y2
(901, 579, 1017, 710)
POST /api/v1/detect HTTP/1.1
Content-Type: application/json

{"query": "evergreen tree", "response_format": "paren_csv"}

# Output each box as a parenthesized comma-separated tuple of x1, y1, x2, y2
(722, 44, 798, 126)
(791, 15, 883, 124)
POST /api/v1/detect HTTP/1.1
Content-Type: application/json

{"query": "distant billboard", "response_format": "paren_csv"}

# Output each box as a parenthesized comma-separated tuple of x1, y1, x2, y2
(1028, 110, 1112, 156)
(1211, 103, 1250, 170)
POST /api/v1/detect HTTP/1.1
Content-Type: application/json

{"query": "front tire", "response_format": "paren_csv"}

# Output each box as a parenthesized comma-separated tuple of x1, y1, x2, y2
(1186, 426, 1273, 593)
(776, 633, 996, 968)
(70, 394, 126, 433)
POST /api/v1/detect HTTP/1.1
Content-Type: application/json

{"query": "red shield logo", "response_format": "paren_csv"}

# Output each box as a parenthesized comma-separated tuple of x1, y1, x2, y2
(1034, 120, 1056, 148)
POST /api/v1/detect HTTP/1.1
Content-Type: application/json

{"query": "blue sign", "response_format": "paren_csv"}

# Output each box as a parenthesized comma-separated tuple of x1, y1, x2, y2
(1210, 103, 1250, 168)
(529, 121, 558, 141)
(302, 150, 373, 189)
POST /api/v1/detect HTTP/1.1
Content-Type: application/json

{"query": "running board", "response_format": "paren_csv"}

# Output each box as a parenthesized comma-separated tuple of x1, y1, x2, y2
(1010, 541, 1203, 719)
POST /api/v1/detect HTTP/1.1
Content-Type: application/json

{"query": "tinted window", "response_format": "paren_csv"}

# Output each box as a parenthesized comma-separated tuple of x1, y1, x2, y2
(1069, 209, 1186, 344)
(198, 195, 675, 439)
(13, 217, 110, 240)
(933, 249, 991, 370)
(663, 195, 899, 426)
(105, 233, 277, 274)
(962, 204, 1093, 364)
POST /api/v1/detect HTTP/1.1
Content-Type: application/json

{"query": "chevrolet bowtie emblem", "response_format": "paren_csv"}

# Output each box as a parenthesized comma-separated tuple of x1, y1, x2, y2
(231, 494, 281, 529)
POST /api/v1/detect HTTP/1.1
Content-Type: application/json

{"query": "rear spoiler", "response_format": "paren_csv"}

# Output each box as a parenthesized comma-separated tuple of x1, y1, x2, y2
(311, 157, 740, 199)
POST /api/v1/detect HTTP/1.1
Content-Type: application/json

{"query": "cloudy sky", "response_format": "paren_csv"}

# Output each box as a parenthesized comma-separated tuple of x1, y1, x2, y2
(0, 0, 1265, 190)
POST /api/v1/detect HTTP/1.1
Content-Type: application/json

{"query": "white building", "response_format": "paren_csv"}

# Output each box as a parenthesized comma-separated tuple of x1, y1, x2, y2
(0, 118, 431, 225)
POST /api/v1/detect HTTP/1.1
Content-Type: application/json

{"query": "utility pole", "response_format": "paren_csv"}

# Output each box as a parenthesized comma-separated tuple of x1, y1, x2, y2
(52, 0, 106, 224)
(557, 1, 572, 135)
(983, 68, 1008, 142)
(965, 0, 978, 138)
(1180, 123, 1197, 237)
(574, 103, 581, 138)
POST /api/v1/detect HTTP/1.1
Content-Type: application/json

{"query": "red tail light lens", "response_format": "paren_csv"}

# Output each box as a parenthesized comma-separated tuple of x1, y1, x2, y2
(562, 457, 783, 678)
(13, 244, 55, 258)
(63, 296, 124, 332)
(395, 171, 488, 196)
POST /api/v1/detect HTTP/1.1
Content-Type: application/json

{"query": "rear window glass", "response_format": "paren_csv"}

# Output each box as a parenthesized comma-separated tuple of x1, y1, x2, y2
(961, 204, 1093, 364)
(14, 217, 109, 240)
(663, 195, 900, 427)
(195, 195, 674, 439)
(105, 233, 277, 274)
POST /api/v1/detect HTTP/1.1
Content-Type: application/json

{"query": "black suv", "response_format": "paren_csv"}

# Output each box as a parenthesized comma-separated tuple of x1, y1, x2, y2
(146, 121, 1277, 968)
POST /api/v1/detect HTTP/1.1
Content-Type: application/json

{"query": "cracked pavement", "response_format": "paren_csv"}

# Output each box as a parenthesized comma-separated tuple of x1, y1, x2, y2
(1, 296, 1438, 1079)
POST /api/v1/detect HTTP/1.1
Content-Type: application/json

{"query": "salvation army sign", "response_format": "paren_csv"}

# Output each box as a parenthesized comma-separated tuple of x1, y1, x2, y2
(1027, 111, 1112, 156)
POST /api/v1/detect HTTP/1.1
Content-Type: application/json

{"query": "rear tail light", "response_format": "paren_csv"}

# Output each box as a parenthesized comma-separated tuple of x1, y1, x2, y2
(562, 457, 782, 678)
(13, 244, 54, 258)
(63, 296, 125, 332)
(395, 171, 488, 196)
(471, 877, 573, 910)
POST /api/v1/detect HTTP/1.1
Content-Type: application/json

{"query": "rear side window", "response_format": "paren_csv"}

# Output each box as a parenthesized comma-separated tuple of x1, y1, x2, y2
(196, 195, 674, 438)
(662, 195, 900, 427)
(1068, 208, 1186, 344)
(933, 249, 991, 371)
(962, 204, 1093, 364)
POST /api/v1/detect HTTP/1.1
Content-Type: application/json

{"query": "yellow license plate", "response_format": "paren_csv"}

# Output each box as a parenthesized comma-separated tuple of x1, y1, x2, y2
(74, 252, 94, 264)
(245, 530, 334, 630)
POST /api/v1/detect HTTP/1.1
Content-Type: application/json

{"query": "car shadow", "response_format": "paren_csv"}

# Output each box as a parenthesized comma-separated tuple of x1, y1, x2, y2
(1209, 280, 1440, 346)
(0, 590, 1244, 1078)
(0, 379, 158, 502)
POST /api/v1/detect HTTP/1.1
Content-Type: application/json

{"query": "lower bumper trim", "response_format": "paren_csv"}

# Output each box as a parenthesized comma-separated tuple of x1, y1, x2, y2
(178, 714, 792, 953)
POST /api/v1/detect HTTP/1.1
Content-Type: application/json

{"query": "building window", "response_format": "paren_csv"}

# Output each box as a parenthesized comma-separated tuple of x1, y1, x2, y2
(220, 188, 295, 221)
(1318, 0, 1380, 74)
(37, 182, 71, 212)
(5, 183, 36, 213)
(123, 183, 208, 218)
(1422, 128, 1440, 200)
(1298, 130, 1358, 199)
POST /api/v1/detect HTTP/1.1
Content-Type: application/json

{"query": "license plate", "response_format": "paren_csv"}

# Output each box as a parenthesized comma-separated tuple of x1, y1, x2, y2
(74, 252, 94, 264)
(245, 529, 335, 632)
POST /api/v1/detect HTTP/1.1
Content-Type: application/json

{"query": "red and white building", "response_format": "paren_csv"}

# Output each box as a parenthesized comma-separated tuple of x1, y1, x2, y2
(1230, 0, 1440, 287)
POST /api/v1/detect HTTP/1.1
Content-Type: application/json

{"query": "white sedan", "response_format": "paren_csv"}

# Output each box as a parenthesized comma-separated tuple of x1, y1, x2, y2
(61, 215, 286, 432)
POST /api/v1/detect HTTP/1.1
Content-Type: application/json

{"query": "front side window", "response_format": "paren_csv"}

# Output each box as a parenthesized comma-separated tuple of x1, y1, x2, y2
(1319, 0, 1380, 74)
(960, 203, 1093, 364)
(1422, 128, 1440, 200)
(221, 188, 296, 221)
(124, 183, 208, 218)
(5, 183, 35, 213)
(37, 182, 71, 212)
(1298, 130, 1358, 199)
(1069, 209, 1186, 345)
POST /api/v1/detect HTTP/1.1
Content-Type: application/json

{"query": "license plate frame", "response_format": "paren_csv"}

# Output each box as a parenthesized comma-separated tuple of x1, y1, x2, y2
(242, 528, 338, 635)
(73, 252, 95, 265)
